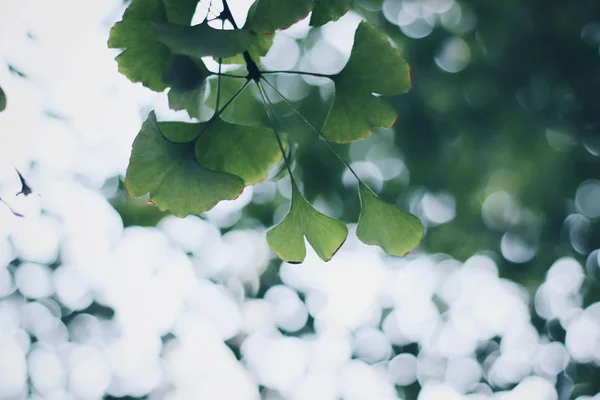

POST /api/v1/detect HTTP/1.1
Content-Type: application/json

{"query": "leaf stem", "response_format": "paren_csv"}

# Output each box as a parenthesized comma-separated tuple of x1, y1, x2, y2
(198, 78, 251, 137)
(260, 77, 362, 183)
(261, 70, 332, 79)
(256, 81, 296, 184)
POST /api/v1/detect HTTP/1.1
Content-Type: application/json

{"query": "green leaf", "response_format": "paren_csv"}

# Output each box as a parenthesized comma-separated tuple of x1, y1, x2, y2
(267, 181, 348, 263)
(108, 0, 171, 91)
(163, 54, 212, 120)
(125, 112, 245, 217)
(0, 86, 6, 112)
(322, 22, 411, 143)
(195, 120, 284, 185)
(310, 0, 351, 26)
(156, 118, 284, 185)
(163, 0, 199, 25)
(151, 21, 257, 59)
(246, 0, 313, 34)
(221, 35, 274, 65)
(356, 183, 423, 257)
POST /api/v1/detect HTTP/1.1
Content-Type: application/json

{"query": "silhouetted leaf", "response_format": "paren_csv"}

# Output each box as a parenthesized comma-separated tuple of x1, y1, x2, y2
(267, 181, 348, 263)
(125, 112, 245, 217)
(322, 22, 411, 143)
(0, 86, 5, 112)
(310, 0, 351, 26)
(356, 183, 423, 256)
(15, 169, 33, 196)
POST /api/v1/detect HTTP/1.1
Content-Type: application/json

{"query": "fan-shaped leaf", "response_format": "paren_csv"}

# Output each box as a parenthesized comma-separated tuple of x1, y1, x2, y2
(310, 0, 351, 27)
(267, 181, 348, 263)
(221, 35, 274, 65)
(108, 0, 200, 91)
(164, 54, 212, 120)
(151, 21, 256, 59)
(108, 0, 169, 91)
(356, 183, 423, 256)
(125, 112, 245, 217)
(156, 118, 284, 185)
(0, 86, 5, 112)
(195, 121, 284, 185)
(322, 22, 411, 143)
(163, 0, 199, 25)
(246, 0, 313, 35)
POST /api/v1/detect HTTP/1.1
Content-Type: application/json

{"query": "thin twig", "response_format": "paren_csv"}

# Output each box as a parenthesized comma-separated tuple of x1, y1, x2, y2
(261, 70, 333, 79)
(260, 77, 362, 182)
(198, 78, 251, 137)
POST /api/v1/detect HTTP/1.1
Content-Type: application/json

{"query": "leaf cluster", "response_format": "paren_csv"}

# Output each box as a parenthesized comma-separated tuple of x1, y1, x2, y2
(108, 0, 423, 262)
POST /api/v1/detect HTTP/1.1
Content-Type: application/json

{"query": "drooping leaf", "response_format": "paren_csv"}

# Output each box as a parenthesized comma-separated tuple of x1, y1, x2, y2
(356, 183, 423, 256)
(151, 21, 256, 59)
(108, 0, 171, 91)
(0, 86, 6, 111)
(322, 22, 411, 143)
(125, 112, 245, 217)
(267, 181, 348, 263)
(163, 54, 212, 120)
(310, 0, 351, 26)
(195, 120, 284, 185)
(245, 0, 313, 35)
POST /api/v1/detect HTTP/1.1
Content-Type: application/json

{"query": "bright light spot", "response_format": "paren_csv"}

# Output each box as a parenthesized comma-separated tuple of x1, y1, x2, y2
(353, 328, 392, 363)
(389, 353, 418, 386)
(575, 180, 600, 219)
(500, 232, 537, 263)
(435, 37, 471, 73)
(421, 192, 456, 225)
(265, 285, 308, 333)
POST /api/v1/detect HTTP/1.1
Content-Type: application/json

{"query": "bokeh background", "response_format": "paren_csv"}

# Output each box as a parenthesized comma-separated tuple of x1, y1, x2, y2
(1, 0, 600, 399)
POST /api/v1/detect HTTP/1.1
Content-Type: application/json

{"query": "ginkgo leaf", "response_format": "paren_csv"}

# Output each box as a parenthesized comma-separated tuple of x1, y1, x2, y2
(125, 112, 245, 217)
(163, 0, 199, 25)
(108, 0, 171, 91)
(156, 118, 284, 185)
(163, 54, 212, 120)
(221, 35, 273, 65)
(245, 0, 313, 35)
(310, 0, 351, 27)
(356, 183, 423, 256)
(267, 181, 348, 263)
(151, 21, 257, 59)
(195, 120, 284, 185)
(108, 0, 200, 91)
(0, 85, 5, 111)
(322, 22, 411, 143)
